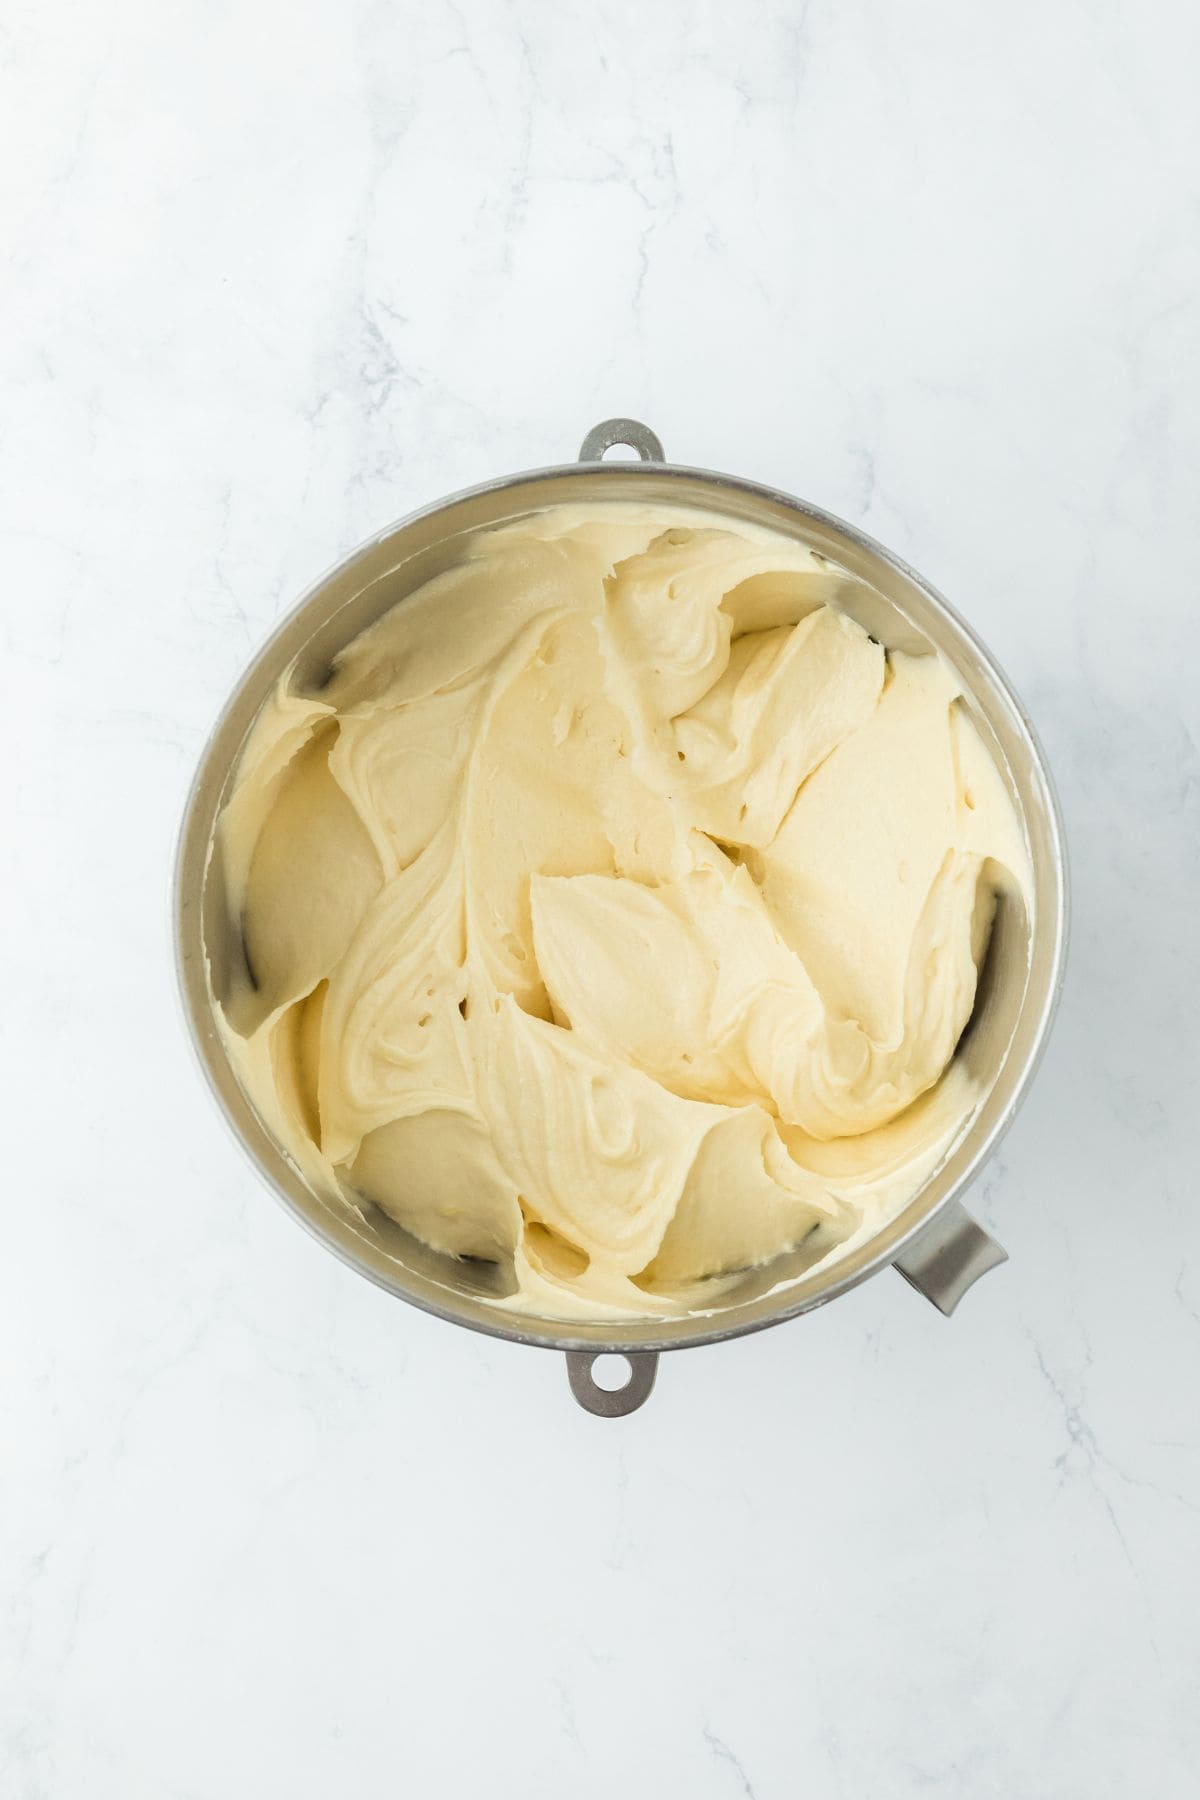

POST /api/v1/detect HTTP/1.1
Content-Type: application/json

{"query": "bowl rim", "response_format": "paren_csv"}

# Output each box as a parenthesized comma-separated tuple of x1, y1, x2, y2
(174, 453, 1070, 1355)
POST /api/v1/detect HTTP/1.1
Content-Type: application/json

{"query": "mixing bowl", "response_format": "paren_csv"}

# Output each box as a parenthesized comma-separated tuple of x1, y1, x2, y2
(175, 418, 1067, 1415)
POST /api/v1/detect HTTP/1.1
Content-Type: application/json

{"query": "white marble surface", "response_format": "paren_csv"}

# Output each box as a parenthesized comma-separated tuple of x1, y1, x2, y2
(4, 0, 1199, 1793)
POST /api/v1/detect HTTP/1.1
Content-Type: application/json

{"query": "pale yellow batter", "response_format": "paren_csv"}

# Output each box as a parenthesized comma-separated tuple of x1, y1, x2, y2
(215, 503, 1030, 1319)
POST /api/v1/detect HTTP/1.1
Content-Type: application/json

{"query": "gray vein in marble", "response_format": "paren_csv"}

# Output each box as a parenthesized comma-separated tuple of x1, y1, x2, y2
(498, 0, 535, 275)
(1175, 1260, 1200, 1333)
(552, 1677, 583, 1752)
(703, 1727, 756, 1799)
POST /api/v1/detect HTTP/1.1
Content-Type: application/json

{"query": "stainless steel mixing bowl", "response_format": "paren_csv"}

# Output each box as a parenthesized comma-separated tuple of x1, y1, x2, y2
(175, 418, 1068, 1415)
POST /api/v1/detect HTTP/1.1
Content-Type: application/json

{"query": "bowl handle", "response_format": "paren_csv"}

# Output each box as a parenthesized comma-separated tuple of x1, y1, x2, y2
(578, 418, 665, 463)
(566, 1351, 659, 1416)
(893, 1201, 1008, 1315)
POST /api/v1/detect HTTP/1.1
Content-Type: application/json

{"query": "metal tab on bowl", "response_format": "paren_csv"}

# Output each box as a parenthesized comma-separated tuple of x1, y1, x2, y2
(566, 1350, 659, 1416)
(578, 417, 665, 464)
(893, 1201, 1008, 1316)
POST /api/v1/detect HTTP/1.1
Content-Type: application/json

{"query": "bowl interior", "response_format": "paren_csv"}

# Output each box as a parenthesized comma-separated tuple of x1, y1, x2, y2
(177, 463, 1066, 1352)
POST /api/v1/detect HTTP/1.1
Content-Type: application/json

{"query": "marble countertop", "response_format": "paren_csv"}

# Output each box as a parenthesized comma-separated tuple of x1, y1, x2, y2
(4, 0, 1198, 1794)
